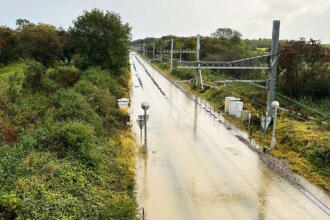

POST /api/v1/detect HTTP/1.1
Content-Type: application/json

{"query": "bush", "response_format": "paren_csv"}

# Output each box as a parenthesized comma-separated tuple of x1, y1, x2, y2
(40, 77, 60, 93)
(81, 84, 116, 115)
(74, 79, 124, 131)
(82, 67, 115, 88)
(50, 66, 80, 87)
(7, 73, 19, 101)
(73, 80, 96, 96)
(8, 93, 49, 129)
(51, 89, 103, 133)
(81, 67, 128, 98)
(46, 121, 96, 163)
(309, 148, 330, 170)
(171, 68, 194, 80)
(22, 61, 45, 91)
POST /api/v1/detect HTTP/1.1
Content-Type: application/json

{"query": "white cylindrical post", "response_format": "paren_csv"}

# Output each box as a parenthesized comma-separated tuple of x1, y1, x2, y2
(271, 101, 279, 148)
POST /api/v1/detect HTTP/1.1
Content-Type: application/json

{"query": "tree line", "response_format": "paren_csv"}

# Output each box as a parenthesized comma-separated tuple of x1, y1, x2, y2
(0, 9, 131, 72)
(135, 29, 330, 101)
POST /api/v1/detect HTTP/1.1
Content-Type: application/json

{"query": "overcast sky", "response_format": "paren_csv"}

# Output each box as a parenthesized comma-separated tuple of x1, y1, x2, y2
(1, 0, 329, 42)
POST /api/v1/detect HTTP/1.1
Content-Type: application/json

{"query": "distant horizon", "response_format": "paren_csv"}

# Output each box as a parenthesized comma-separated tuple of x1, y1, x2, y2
(2, 21, 329, 45)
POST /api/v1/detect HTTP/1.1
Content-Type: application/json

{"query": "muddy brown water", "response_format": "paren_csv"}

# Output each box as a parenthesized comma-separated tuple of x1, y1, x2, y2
(129, 53, 330, 220)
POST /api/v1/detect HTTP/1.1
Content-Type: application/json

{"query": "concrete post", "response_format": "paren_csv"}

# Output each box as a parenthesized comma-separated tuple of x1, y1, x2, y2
(196, 35, 200, 87)
(170, 39, 174, 72)
(152, 43, 155, 61)
(143, 43, 146, 56)
(266, 20, 280, 118)
(271, 101, 279, 148)
(196, 34, 204, 91)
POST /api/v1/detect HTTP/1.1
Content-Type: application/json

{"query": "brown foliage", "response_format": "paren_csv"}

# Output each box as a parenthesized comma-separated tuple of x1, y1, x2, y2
(18, 24, 62, 66)
(278, 39, 330, 99)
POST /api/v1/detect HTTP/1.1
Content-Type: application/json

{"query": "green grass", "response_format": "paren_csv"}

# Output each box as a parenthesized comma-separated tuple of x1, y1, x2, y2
(0, 60, 26, 86)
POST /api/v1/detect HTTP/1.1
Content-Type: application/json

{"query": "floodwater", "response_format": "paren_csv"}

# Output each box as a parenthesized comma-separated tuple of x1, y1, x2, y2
(129, 53, 330, 220)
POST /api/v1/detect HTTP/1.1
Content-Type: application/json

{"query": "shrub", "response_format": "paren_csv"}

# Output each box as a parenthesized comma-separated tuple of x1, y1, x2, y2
(9, 93, 49, 129)
(7, 73, 19, 101)
(82, 67, 123, 97)
(73, 80, 95, 96)
(46, 121, 96, 162)
(309, 148, 330, 170)
(171, 68, 194, 80)
(51, 89, 103, 133)
(41, 77, 60, 93)
(22, 61, 45, 91)
(50, 66, 80, 87)
(74, 79, 123, 131)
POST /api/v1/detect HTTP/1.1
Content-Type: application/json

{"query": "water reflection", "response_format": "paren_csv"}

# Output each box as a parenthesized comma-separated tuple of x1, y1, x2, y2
(193, 96, 198, 137)
(256, 163, 272, 220)
(137, 147, 149, 201)
(131, 53, 330, 220)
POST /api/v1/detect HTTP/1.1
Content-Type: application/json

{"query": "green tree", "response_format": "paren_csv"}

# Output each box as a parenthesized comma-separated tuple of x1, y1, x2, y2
(17, 21, 62, 66)
(278, 39, 330, 99)
(57, 28, 75, 65)
(211, 28, 242, 40)
(69, 9, 131, 72)
(0, 27, 18, 65)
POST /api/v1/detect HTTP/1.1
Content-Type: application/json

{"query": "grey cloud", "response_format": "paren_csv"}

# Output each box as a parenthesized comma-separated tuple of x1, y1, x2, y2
(0, 0, 329, 42)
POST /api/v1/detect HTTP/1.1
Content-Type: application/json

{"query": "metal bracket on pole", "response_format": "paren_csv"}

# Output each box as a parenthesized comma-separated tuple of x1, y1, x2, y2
(266, 20, 280, 118)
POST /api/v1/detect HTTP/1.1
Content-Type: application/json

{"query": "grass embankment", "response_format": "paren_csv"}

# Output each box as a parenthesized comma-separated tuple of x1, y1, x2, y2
(0, 61, 137, 219)
(143, 56, 330, 194)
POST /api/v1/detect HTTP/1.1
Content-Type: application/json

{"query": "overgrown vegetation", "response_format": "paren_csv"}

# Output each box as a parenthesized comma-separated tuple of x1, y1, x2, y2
(137, 32, 330, 193)
(0, 9, 137, 219)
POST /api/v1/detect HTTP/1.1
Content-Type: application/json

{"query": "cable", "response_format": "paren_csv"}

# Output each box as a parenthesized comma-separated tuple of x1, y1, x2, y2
(275, 92, 329, 118)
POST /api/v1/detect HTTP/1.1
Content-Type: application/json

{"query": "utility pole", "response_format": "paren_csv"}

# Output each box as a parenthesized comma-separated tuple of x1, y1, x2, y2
(196, 34, 204, 91)
(160, 49, 163, 62)
(152, 43, 155, 61)
(143, 43, 146, 56)
(266, 20, 280, 118)
(170, 39, 174, 72)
